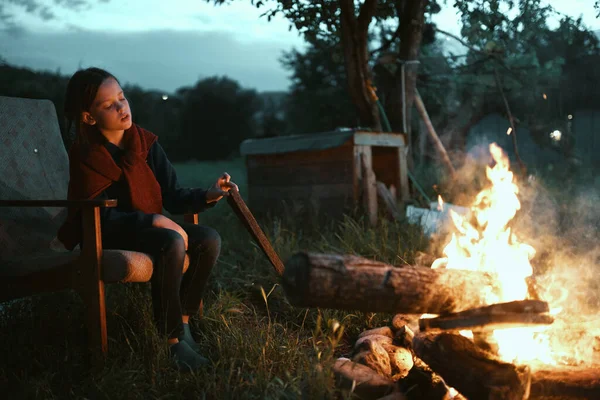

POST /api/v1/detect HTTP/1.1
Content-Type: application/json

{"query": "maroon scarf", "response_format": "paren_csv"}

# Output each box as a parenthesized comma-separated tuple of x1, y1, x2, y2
(58, 124, 163, 250)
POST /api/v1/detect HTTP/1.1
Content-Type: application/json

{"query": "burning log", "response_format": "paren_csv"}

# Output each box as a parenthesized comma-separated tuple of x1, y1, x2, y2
(396, 357, 452, 400)
(530, 366, 600, 399)
(419, 300, 554, 332)
(282, 252, 499, 314)
(413, 331, 531, 400)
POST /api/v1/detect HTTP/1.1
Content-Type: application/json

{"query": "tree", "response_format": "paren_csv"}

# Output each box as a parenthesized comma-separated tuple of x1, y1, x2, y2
(175, 76, 262, 161)
(280, 36, 356, 133)
(206, 0, 435, 136)
(446, 0, 599, 158)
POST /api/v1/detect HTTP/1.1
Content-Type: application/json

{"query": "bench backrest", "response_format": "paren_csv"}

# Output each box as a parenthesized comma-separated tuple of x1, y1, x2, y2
(0, 96, 70, 260)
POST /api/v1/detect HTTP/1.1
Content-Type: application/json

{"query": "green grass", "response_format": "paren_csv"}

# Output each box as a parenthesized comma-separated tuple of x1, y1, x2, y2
(0, 158, 429, 399)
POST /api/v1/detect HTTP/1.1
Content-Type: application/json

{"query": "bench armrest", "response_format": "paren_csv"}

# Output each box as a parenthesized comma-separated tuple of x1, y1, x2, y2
(0, 199, 118, 208)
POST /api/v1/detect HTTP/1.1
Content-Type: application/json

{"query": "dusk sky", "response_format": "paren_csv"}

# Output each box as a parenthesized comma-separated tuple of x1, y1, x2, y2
(0, 0, 598, 93)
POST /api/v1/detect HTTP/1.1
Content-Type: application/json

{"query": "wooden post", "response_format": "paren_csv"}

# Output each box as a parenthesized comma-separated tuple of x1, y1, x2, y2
(353, 146, 362, 205)
(79, 206, 107, 369)
(397, 143, 410, 203)
(359, 147, 378, 226)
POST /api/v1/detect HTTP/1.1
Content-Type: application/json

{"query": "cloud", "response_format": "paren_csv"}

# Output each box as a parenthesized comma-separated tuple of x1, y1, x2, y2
(0, 0, 99, 32)
(0, 27, 296, 92)
(191, 14, 213, 24)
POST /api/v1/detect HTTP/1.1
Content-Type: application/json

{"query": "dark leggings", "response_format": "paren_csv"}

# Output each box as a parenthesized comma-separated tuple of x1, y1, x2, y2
(105, 223, 221, 339)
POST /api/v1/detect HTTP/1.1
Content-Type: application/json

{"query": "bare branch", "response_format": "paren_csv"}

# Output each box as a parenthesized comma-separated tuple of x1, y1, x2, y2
(434, 27, 486, 55)
(493, 67, 527, 176)
(370, 23, 402, 56)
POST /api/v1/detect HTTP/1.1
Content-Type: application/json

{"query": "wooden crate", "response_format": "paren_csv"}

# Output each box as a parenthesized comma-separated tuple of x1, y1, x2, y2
(240, 130, 409, 224)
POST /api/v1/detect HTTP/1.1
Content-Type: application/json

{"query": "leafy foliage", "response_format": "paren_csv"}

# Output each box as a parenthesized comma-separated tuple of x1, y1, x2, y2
(280, 37, 356, 133)
(448, 0, 599, 153)
(262, 0, 600, 162)
(174, 76, 262, 161)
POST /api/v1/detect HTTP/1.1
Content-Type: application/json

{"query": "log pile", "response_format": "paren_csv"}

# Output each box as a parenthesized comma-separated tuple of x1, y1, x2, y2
(331, 315, 600, 400)
(283, 252, 600, 399)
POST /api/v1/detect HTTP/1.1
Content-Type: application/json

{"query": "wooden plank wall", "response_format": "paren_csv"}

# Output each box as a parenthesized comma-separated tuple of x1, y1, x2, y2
(246, 143, 355, 218)
(371, 146, 410, 201)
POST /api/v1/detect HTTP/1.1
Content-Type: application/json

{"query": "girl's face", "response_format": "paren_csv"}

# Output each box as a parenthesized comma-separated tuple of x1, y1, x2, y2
(82, 77, 132, 134)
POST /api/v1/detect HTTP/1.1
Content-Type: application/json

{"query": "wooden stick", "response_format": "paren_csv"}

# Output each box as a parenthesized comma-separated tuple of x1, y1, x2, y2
(282, 252, 500, 314)
(419, 300, 554, 332)
(227, 189, 284, 276)
(414, 89, 457, 180)
(420, 312, 554, 332)
(376, 181, 403, 221)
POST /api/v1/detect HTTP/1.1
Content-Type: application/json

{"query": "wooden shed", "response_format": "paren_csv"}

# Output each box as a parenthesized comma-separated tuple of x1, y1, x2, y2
(240, 130, 409, 224)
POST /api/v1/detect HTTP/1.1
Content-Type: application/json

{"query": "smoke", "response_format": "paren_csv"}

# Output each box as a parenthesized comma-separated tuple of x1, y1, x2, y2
(449, 142, 600, 364)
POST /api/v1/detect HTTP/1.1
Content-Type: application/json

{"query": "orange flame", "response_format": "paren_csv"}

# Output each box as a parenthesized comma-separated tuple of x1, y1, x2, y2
(433, 143, 554, 364)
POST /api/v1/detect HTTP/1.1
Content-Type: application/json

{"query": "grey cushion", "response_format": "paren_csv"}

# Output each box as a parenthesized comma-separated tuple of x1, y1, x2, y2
(0, 96, 70, 260)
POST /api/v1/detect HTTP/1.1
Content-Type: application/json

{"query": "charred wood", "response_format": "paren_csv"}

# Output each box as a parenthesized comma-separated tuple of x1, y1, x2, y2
(413, 332, 531, 400)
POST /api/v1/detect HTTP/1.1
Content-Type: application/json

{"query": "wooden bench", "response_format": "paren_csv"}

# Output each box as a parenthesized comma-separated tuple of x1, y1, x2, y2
(0, 95, 199, 366)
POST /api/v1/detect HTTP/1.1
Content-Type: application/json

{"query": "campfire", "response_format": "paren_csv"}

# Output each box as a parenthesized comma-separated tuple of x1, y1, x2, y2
(281, 143, 600, 399)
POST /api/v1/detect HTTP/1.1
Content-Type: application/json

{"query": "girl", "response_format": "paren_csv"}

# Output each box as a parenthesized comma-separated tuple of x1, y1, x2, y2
(58, 67, 237, 371)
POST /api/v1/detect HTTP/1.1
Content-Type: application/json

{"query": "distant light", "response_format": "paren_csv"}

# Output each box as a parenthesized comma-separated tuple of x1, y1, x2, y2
(162, 95, 169, 100)
(550, 130, 562, 142)
(506, 127, 512, 136)
(543, 93, 547, 100)
(567, 114, 573, 120)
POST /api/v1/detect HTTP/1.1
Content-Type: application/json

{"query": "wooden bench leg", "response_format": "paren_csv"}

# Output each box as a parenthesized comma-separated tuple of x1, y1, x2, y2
(80, 281, 108, 368)
(80, 206, 108, 369)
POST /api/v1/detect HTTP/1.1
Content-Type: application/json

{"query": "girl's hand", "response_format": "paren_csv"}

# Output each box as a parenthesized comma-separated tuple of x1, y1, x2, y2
(206, 172, 239, 203)
(151, 214, 188, 250)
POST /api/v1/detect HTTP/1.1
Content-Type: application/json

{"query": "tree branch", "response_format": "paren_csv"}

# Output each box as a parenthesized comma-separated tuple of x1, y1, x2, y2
(434, 27, 486, 56)
(493, 67, 527, 176)
(434, 27, 529, 88)
(357, 0, 379, 36)
(370, 23, 402, 56)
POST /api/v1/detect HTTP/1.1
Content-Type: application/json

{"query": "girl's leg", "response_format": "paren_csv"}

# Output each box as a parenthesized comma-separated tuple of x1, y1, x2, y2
(179, 223, 221, 317)
(104, 226, 209, 370)
(106, 227, 187, 339)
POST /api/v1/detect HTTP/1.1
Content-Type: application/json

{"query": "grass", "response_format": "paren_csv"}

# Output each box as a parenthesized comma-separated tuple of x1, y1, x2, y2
(0, 158, 430, 400)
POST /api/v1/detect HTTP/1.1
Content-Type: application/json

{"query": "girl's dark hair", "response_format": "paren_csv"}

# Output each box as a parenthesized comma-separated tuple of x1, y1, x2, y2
(64, 67, 120, 145)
